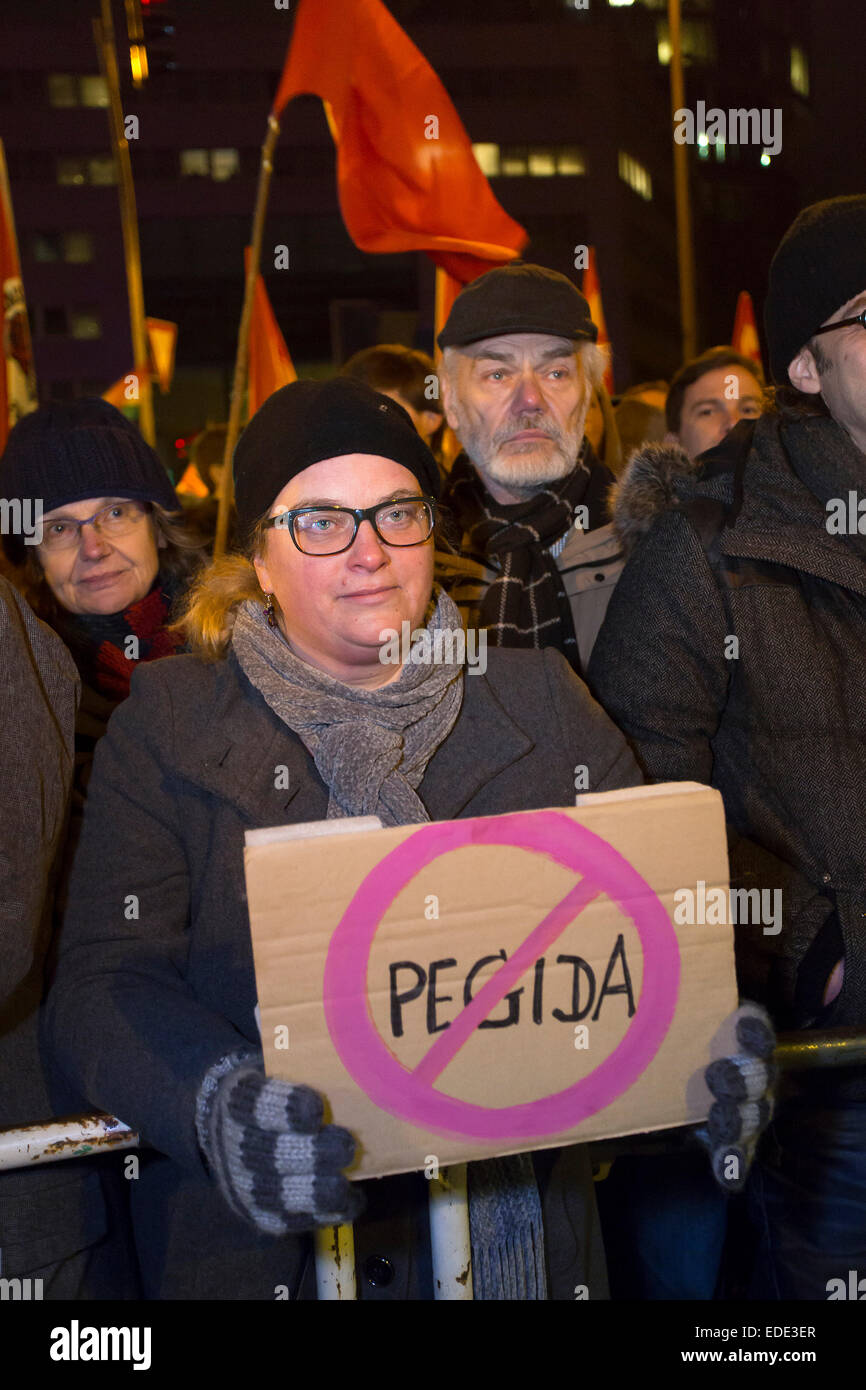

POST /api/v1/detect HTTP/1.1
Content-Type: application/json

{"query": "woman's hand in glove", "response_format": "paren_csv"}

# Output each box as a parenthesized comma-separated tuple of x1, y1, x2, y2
(699, 1002, 777, 1194)
(196, 1052, 365, 1236)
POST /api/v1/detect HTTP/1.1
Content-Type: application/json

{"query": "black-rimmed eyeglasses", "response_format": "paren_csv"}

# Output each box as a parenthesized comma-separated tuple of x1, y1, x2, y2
(263, 495, 436, 556)
(812, 309, 866, 338)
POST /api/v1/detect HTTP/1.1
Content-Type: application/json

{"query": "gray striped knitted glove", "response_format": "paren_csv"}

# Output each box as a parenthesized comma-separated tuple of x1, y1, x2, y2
(700, 1002, 777, 1193)
(195, 1052, 365, 1235)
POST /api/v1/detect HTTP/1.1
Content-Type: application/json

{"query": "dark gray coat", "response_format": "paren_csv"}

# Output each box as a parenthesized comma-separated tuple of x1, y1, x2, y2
(589, 410, 866, 1058)
(0, 579, 118, 1288)
(44, 643, 640, 1299)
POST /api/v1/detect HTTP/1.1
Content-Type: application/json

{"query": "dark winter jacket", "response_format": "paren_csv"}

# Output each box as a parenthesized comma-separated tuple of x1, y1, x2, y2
(0, 580, 135, 1291)
(44, 644, 641, 1300)
(588, 410, 866, 1072)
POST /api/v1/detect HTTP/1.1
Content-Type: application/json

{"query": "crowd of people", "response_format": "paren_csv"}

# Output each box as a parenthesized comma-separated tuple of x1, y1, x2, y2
(0, 192, 862, 1301)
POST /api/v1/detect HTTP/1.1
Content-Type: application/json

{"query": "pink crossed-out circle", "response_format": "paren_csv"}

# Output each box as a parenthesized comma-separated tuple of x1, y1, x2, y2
(323, 811, 680, 1141)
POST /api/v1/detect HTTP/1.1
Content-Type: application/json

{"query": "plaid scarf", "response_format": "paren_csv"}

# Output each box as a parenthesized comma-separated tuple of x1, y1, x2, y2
(441, 444, 594, 672)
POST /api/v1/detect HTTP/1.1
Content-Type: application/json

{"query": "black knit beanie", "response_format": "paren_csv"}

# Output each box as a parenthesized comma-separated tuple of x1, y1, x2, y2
(232, 377, 441, 542)
(0, 397, 179, 563)
(764, 195, 866, 384)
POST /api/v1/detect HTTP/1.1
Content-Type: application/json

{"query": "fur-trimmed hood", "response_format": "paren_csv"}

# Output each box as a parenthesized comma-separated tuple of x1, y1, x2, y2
(608, 441, 703, 554)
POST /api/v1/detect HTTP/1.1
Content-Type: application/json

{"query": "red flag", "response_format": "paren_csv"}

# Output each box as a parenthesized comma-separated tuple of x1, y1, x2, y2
(581, 247, 614, 396)
(0, 141, 36, 449)
(731, 291, 763, 371)
(245, 248, 297, 418)
(273, 0, 526, 286)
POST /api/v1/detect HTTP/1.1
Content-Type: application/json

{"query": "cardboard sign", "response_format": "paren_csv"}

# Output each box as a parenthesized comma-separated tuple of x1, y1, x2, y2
(244, 784, 738, 1179)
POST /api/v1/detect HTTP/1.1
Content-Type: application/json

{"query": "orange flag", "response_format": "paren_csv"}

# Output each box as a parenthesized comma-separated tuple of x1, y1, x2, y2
(0, 141, 37, 449)
(273, 0, 526, 287)
(731, 291, 763, 371)
(145, 317, 177, 394)
(245, 248, 297, 418)
(581, 247, 614, 396)
(102, 362, 151, 412)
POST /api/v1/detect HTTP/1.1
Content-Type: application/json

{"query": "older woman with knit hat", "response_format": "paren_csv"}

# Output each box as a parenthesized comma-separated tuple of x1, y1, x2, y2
(0, 399, 204, 840)
(0, 398, 202, 700)
(45, 377, 643, 1300)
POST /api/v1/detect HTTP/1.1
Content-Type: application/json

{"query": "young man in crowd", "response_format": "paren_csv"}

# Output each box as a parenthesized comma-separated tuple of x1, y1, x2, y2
(664, 345, 766, 461)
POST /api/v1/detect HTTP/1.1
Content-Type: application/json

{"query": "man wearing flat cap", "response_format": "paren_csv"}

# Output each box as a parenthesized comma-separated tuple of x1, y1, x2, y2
(436, 262, 624, 678)
(589, 195, 866, 1299)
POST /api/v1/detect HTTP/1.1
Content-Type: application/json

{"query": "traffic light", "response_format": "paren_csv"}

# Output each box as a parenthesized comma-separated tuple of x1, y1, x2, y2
(125, 0, 176, 86)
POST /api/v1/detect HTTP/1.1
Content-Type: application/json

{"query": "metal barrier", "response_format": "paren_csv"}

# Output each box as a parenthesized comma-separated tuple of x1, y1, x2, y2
(2, 1027, 862, 1299)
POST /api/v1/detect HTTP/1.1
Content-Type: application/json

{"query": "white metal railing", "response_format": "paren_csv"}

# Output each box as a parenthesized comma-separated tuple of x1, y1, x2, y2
(0, 1112, 473, 1299)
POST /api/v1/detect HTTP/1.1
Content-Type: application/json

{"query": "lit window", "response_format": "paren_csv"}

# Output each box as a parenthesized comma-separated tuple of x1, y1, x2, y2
(88, 155, 116, 186)
(57, 158, 87, 187)
(47, 74, 77, 108)
(47, 74, 108, 108)
(180, 149, 210, 177)
(70, 308, 102, 340)
(556, 147, 586, 175)
(31, 233, 60, 263)
(211, 149, 240, 182)
(500, 149, 528, 177)
(790, 44, 809, 98)
(63, 231, 94, 263)
(472, 143, 500, 177)
(80, 76, 109, 108)
(528, 148, 556, 177)
(618, 151, 652, 201)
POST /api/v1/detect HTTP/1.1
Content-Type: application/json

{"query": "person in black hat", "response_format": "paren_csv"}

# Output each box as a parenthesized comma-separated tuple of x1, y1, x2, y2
(0, 398, 204, 695)
(0, 398, 205, 832)
(435, 261, 624, 679)
(45, 376, 644, 1300)
(589, 194, 866, 1299)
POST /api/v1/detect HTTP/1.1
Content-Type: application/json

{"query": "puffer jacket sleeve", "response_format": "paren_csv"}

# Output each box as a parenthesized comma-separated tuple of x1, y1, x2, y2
(43, 662, 253, 1179)
(588, 509, 838, 1025)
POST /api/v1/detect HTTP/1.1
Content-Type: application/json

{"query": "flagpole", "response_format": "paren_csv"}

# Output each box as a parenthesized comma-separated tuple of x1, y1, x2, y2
(93, 0, 156, 447)
(667, 0, 697, 363)
(0, 139, 38, 445)
(213, 114, 281, 561)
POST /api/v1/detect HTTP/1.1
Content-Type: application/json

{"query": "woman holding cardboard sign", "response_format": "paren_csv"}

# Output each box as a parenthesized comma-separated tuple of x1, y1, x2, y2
(44, 379, 740, 1300)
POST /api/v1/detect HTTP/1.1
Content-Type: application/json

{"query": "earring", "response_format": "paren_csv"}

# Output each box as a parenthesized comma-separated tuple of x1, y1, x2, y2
(263, 593, 276, 628)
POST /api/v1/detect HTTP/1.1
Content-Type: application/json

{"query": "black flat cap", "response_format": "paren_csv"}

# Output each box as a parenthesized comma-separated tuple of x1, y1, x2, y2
(437, 261, 598, 350)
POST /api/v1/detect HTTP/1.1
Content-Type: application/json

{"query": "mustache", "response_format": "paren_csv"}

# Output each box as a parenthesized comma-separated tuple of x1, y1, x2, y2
(493, 416, 568, 448)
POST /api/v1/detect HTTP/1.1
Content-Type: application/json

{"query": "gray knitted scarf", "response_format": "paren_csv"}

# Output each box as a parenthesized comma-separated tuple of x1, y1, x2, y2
(231, 589, 464, 825)
(232, 587, 547, 1298)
